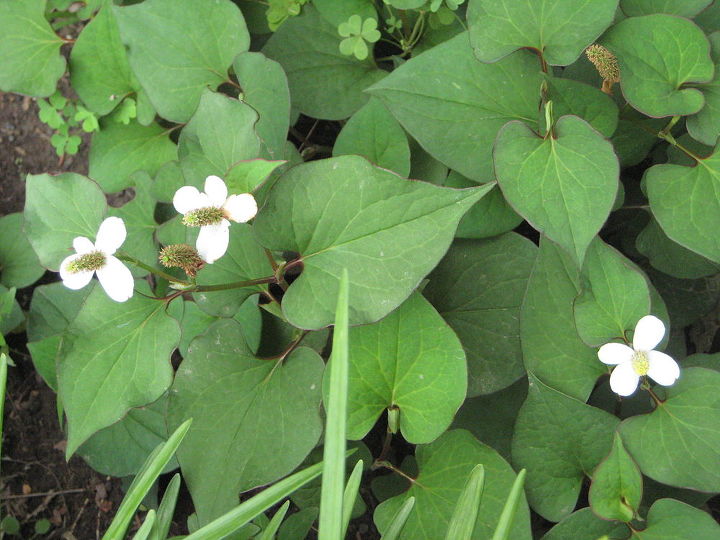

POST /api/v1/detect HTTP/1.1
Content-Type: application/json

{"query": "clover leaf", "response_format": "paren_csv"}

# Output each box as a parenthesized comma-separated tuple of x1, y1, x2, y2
(338, 15, 381, 61)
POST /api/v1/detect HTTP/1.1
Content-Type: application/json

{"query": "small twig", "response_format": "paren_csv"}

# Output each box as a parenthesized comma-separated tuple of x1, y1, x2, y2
(1, 487, 86, 500)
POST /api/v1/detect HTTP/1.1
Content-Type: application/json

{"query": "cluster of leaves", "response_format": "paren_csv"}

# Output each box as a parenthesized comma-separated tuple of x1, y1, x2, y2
(2, 0, 720, 538)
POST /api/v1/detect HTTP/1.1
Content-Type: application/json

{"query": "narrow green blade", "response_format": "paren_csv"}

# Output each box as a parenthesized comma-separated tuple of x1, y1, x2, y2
(342, 460, 364, 535)
(149, 473, 181, 540)
(258, 500, 290, 540)
(132, 509, 156, 540)
(492, 469, 527, 540)
(102, 419, 192, 540)
(0, 353, 7, 475)
(318, 269, 350, 540)
(380, 496, 416, 540)
(445, 464, 485, 539)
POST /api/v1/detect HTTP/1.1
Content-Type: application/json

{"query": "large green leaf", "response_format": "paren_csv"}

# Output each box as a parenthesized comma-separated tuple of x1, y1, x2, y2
(541, 76, 619, 137)
(24, 173, 107, 271)
(114, 0, 250, 122)
(588, 433, 643, 522)
(512, 373, 620, 522)
(333, 98, 411, 177)
(253, 155, 489, 330)
(494, 114, 619, 265)
(78, 394, 177, 477)
(178, 90, 262, 189)
(193, 224, 270, 317)
(687, 33, 720, 146)
(233, 52, 291, 161)
(0, 213, 44, 288)
(58, 283, 180, 456)
(541, 508, 629, 540)
(167, 320, 324, 523)
(262, 6, 385, 120)
(343, 293, 466, 444)
(374, 430, 531, 540)
(467, 0, 618, 65)
(0, 0, 65, 97)
(620, 0, 712, 17)
(521, 238, 603, 401)
(574, 238, 651, 347)
(368, 33, 543, 182)
(69, 2, 134, 115)
(602, 14, 714, 117)
(424, 234, 536, 396)
(646, 143, 720, 263)
(619, 368, 720, 492)
(631, 498, 720, 539)
(89, 120, 177, 193)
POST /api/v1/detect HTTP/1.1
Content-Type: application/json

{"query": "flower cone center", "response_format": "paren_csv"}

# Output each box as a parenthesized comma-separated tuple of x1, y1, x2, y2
(182, 207, 225, 227)
(631, 350, 650, 376)
(67, 251, 106, 273)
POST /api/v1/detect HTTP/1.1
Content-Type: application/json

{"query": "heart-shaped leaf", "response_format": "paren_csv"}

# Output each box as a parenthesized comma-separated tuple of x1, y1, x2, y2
(541, 507, 629, 540)
(0, 213, 45, 288)
(620, 0, 712, 17)
(631, 498, 720, 538)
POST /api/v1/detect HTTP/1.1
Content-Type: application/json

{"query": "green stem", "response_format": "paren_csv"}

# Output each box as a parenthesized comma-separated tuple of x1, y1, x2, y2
(657, 130, 701, 161)
(116, 252, 190, 285)
(192, 276, 276, 292)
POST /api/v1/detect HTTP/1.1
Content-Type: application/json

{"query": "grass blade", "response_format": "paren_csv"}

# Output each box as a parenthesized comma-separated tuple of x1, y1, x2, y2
(491, 469, 526, 540)
(445, 464, 485, 539)
(341, 460, 364, 535)
(258, 500, 290, 540)
(0, 353, 7, 466)
(380, 496, 416, 540)
(149, 473, 181, 540)
(103, 418, 192, 540)
(132, 510, 156, 540)
(318, 269, 350, 540)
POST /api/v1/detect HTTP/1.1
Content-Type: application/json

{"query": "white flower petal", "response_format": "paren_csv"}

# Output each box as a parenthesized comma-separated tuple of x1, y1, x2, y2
(173, 186, 203, 214)
(96, 256, 134, 302)
(598, 342, 634, 365)
(632, 315, 665, 351)
(609, 361, 641, 396)
(59, 254, 94, 290)
(95, 217, 126, 255)
(73, 236, 95, 255)
(223, 193, 258, 223)
(647, 350, 680, 386)
(196, 219, 230, 264)
(204, 175, 228, 207)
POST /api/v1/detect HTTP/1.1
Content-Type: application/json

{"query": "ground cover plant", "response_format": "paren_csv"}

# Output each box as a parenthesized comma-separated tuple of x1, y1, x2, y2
(1, 0, 720, 537)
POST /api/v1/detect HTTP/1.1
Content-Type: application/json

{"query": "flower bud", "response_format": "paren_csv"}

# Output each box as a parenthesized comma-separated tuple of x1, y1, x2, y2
(159, 244, 205, 277)
(585, 44, 620, 84)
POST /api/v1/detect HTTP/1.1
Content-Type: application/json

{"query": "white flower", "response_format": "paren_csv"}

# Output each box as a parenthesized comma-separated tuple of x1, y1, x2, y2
(598, 315, 680, 397)
(59, 217, 134, 302)
(173, 175, 258, 264)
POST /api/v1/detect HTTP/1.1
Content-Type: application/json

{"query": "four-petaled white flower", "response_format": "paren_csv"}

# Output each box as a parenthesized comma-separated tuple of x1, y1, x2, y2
(598, 315, 680, 397)
(59, 217, 134, 302)
(173, 175, 258, 264)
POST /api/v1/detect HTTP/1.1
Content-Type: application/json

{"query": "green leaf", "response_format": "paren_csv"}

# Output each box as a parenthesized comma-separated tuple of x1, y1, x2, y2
(59, 283, 181, 456)
(263, 5, 386, 120)
(541, 507, 630, 540)
(313, 0, 376, 26)
(114, 0, 249, 121)
(223, 160, 286, 195)
(374, 430, 531, 540)
(178, 90, 262, 188)
(78, 394, 178, 477)
(69, 2, 134, 115)
(631, 498, 720, 538)
(369, 33, 543, 182)
(258, 501, 290, 540)
(452, 378, 528, 461)
(0, 286, 22, 336)
(333, 98, 411, 177)
(0, 213, 45, 288)
(687, 33, 720, 146)
(541, 76, 619, 137)
(620, 0, 712, 17)
(343, 292, 467, 443)
(512, 373, 620, 522)
(0, 0, 66, 96)
(233, 52, 291, 161)
(494, 114, 619, 265)
(492, 469, 527, 540)
(574, 238, 652, 346)
(619, 367, 720, 492)
(167, 320, 324, 523)
(602, 14, 714, 117)
(150, 161, 185, 204)
(467, 0, 618, 65)
(193, 224, 270, 317)
(424, 234, 537, 396)
(253, 155, 490, 329)
(379, 497, 415, 540)
(24, 173, 107, 271)
(647, 143, 720, 263)
(522, 238, 603, 401)
(112, 97, 137, 125)
(445, 464, 485, 540)
(589, 433, 643, 522)
(89, 120, 177, 193)
(636, 215, 720, 278)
